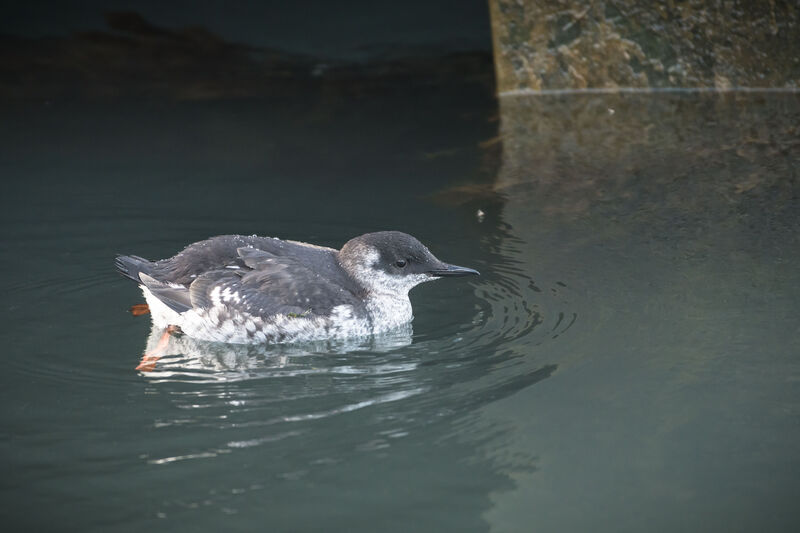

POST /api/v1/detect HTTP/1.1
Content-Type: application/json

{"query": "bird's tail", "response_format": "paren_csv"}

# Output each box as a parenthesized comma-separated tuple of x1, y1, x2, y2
(114, 254, 154, 284)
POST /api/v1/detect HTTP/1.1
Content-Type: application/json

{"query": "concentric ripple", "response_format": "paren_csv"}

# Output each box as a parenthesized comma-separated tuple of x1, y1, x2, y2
(127, 234, 577, 470)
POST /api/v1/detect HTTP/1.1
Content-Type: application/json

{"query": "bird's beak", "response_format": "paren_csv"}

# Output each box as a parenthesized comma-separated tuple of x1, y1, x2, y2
(428, 263, 480, 277)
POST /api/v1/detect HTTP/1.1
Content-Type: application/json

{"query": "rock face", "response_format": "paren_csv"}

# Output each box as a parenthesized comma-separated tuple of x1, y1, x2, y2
(488, 0, 800, 93)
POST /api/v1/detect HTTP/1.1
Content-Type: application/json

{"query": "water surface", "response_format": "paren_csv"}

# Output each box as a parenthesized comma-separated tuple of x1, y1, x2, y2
(1, 89, 798, 532)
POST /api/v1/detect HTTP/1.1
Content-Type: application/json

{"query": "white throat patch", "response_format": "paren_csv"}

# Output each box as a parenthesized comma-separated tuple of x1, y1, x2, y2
(348, 247, 432, 297)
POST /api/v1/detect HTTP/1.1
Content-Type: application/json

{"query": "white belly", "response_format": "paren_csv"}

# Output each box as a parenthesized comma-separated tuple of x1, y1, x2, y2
(140, 286, 414, 344)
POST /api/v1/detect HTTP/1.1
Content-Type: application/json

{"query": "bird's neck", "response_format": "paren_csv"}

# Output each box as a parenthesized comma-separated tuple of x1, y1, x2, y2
(365, 292, 413, 331)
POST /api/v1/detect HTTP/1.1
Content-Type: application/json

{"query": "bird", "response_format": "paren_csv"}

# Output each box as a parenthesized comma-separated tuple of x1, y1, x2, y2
(115, 231, 479, 345)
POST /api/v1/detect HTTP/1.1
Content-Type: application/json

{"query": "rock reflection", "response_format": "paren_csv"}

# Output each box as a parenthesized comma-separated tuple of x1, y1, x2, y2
(475, 92, 800, 531)
(495, 92, 800, 224)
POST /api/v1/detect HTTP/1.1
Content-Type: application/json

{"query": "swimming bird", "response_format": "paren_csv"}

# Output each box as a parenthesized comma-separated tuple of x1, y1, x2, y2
(115, 231, 479, 345)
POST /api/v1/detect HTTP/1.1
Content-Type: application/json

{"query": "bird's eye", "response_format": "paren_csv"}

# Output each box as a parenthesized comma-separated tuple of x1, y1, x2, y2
(395, 259, 407, 268)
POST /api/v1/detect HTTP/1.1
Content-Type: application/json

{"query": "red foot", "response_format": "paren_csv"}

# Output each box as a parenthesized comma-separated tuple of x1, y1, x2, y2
(135, 355, 160, 372)
(136, 325, 181, 372)
(129, 304, 150, 316)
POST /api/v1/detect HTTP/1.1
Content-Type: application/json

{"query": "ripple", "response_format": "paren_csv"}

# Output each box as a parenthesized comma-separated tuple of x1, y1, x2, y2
(113, 233, 579, 478)
(5, 226, 578, 481)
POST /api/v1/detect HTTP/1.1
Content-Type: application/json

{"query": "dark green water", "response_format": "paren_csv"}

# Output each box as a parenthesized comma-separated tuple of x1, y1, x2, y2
(1, 88, 798, 532)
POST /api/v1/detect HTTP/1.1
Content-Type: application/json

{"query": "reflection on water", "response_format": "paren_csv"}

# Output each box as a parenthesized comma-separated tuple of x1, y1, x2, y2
(139, 323, 415, 382)
(481, 92, 800, 532)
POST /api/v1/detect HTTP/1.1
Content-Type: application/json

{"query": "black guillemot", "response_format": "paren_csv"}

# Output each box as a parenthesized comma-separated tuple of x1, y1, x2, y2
(116, 231, 479, 344)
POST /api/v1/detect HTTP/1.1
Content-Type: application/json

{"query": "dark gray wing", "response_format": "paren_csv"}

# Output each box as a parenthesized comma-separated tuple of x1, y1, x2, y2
(138, 273, 193, 313)
(147, 235, 341, 287)
(186, 247, 362, 318)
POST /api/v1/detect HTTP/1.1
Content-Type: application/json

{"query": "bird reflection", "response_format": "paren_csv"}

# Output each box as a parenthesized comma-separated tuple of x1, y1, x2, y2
(136, 323, 413, 378)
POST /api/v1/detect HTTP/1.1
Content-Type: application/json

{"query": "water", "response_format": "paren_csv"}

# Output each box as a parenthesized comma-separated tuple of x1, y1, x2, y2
(1, 87, 798, 532)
